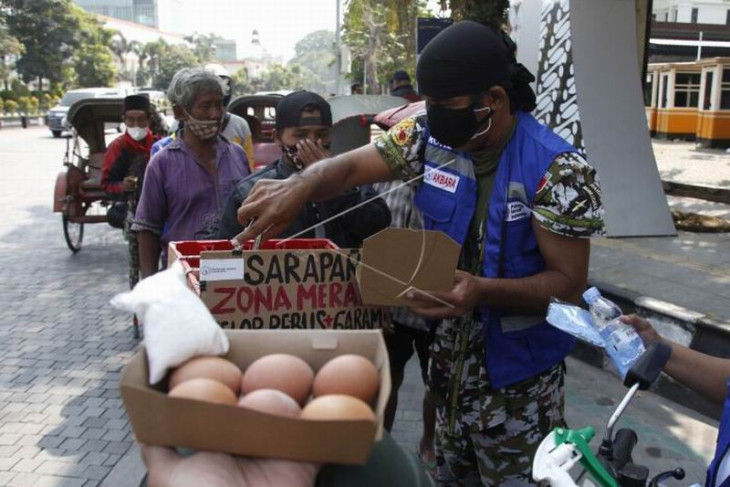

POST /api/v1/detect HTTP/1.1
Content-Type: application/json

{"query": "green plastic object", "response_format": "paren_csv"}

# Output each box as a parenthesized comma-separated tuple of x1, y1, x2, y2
(554, 427, 618, 487)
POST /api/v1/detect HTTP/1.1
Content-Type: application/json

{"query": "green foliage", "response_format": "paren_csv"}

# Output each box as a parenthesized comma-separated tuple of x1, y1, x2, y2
(290, 30, 337, 93)
(4, 98, 17, 114)
(0, 89, 13, 100)
(15, 95, 28, 113)
(10, 78, 28, 96)
(1, 0, 80, 85)
(73, 43, 116, 87)
(0, 21, 23, 85)
(153, 44, 199, 90)
(185, 33, 218, 63)
(440, 0, 509, 30)
(342, 0, 423, 93)
(28, 95, 38, 113)
(0, 98, 4, 112)
(1, 0, 117, 90)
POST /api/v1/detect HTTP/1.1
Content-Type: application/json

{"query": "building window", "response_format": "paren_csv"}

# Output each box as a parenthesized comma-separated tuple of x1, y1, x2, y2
(674, 72, 701, 107)
(704, 72, 714, 110)
(721, 69, 730, 109)
(672, 9, 678, 22)
(644, 75, 654, 106)
(727, 9, 730, 25)
(691, 8, 698, 24)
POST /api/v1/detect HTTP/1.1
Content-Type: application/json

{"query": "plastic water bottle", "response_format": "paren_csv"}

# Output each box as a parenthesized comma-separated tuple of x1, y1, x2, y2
(582, 287, 645, 378)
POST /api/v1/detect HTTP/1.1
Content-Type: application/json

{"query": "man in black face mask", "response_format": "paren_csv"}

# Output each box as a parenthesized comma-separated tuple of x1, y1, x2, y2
(224, 22, 606, 486)
(217, 90, 390, 246)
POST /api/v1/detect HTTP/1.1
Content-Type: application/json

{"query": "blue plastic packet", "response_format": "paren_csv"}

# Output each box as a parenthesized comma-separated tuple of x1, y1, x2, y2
(546, 299, 645, 379)
(546, 300, 603, 346)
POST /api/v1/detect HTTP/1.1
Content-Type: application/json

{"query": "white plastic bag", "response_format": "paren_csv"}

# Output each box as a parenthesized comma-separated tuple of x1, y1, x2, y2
(111, 261, 229, 384)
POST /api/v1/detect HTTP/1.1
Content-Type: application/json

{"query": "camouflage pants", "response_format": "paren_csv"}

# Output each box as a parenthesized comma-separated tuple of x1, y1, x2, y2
(428, 319, 566, 486)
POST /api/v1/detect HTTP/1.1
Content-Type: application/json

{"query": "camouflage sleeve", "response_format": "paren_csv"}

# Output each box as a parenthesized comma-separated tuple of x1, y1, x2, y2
(372, 115, 426, 182)
(532, 152, 606, 238)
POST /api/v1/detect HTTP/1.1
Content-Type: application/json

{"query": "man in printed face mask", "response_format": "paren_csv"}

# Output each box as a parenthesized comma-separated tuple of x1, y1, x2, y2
(217, 90, 390, 246)
(231, 21, 606, 485)
(132, 68, 250, 279)
(102, 94, 159, 288)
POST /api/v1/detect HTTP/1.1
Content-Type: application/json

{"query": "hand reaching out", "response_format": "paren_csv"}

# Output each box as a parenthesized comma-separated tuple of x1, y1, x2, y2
(142, 445, 319, 487)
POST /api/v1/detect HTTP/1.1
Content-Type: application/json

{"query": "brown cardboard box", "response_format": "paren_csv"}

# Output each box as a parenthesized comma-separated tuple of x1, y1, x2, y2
(357, 228, 460, 307)
(120, 329, 390, 464)
(168, 239, 389, 330)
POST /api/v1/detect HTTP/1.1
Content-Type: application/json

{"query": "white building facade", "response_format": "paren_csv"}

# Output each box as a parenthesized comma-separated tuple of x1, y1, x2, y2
(653, 0, 730, 24)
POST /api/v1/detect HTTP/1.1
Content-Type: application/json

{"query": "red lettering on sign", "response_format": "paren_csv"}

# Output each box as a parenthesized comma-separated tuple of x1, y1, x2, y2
(329, 282, 343, 307)
(317, 284, 327, 308)
(297, 284, 317, 310)
(210, 287, 236, 315)
(273, 286, 292, 310)
(236, 287, 253, 313)
(343, 282, 361, 307)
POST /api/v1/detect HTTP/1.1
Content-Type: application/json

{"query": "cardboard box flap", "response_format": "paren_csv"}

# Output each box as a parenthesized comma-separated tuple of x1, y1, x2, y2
(358, 228, 460, 307)
(120, 330, 391, 464)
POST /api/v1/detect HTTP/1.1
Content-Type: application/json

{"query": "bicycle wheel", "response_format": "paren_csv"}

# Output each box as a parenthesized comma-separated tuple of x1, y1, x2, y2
(62, 214, 84, 252)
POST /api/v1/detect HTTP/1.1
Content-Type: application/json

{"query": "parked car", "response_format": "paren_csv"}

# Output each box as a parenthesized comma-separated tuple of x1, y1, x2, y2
(47, 87, 119, 138)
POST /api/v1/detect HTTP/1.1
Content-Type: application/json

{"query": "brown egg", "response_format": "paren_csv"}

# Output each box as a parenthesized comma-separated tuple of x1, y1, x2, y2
(241, 354, 314, 405)
(169, 356, 243, 395)
(301, 395, 376, 422)
(168, 378, 238, 405)
(237, 389, 301, 417)
(313, 354, 379, 403)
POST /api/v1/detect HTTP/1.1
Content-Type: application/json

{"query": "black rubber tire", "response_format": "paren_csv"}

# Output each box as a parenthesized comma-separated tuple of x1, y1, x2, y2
(52, 130, 62, 138)
(62, 215, 84, 252)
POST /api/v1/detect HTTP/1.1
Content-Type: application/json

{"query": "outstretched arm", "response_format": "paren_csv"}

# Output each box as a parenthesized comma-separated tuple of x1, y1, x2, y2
(234, 144, 396, 243)
(622, 315, 730, 404)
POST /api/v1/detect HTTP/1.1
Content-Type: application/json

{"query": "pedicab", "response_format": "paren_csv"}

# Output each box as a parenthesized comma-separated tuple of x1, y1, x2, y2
(52, 96, 124, 252)
(227, 94, 284, 169)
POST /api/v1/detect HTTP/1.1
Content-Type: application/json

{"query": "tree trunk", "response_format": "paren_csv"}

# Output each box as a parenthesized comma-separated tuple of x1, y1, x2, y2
(364, 12, 382, 94)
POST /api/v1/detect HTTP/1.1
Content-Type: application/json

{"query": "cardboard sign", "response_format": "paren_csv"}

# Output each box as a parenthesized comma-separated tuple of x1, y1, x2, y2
(170, 240, 388, 330)
(357, 228, 460, 307)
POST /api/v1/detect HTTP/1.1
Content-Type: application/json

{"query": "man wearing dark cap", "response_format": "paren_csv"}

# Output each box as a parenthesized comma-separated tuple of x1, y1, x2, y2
(217, 90, 390, 246)
(390, 70, 420, 102)
(102, 94, 158, 288)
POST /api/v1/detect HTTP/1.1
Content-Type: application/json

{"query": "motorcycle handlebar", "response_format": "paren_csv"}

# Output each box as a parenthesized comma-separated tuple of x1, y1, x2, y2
(611, 428, 638, 471)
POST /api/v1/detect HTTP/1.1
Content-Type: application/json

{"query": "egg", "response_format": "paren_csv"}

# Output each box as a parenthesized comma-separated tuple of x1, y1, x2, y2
(241, 354, 314, 405)
(237, 389, 301, 417)
(169, 356, 243, 395)
(168, 378, 238, 405)
(301, 395, 376, 422)
(313, 354, 379, 403)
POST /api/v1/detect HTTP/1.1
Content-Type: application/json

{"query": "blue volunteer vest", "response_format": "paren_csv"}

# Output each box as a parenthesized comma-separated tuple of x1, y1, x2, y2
(706, 382, 730, 487)
(414, 111, 578, 389)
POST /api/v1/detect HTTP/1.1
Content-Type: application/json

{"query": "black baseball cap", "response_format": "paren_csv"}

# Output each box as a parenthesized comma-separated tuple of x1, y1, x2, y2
(275, 91, 332, 130)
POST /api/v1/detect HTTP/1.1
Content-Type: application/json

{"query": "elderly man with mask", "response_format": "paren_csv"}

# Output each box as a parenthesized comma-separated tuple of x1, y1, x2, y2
(102, 94, 158, 288)
(141, 22, 606, 487)
(131, 68, 250, 279)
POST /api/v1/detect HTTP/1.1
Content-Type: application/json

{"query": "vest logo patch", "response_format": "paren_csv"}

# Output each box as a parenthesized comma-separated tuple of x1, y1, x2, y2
(424, 166, 459, 193)
(506, 201, 531, 222)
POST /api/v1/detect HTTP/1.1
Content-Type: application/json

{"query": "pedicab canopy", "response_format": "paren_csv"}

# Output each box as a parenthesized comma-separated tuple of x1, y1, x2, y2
(66, 97, 124, 153)
(327, 95, 409, 156)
